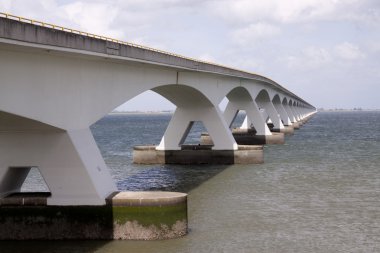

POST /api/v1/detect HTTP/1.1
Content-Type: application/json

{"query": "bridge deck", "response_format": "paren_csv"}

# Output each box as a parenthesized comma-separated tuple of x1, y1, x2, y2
(0, 12, 310, 106)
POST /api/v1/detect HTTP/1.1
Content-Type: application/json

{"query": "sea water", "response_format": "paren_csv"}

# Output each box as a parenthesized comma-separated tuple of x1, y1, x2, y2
(2, 111, 379, 252)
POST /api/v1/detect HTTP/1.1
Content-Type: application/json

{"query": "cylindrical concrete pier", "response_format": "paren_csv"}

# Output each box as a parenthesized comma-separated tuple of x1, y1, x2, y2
(108, 191, 188, 240)
(0, 191, 188, 240)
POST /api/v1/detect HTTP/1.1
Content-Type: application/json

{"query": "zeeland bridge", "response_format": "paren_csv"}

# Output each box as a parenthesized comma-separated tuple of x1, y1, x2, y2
(0, 13, 316, 240)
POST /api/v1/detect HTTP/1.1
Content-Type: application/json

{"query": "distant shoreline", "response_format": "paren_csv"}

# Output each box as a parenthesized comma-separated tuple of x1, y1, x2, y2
(109, 110, 380, 115)
(318, 109, 380, 112)
(109, 111, 174, 115)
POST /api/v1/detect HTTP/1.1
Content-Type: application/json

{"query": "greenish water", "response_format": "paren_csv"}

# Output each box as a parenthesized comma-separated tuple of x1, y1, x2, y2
(3, 111, 380, 252)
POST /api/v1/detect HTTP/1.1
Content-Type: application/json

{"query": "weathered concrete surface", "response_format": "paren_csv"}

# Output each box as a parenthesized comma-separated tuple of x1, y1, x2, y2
(133, 145, 263, 164)
(201, 131, 285, 145)
(267, 123, 294, 135)
(272, 126, 294, 135)
(0, 192, 50, 206)
(107, 191, 188, 240)
(292, 122, 301, 129)
(0, 191, 187, 240)
(300, 117, 311, 124)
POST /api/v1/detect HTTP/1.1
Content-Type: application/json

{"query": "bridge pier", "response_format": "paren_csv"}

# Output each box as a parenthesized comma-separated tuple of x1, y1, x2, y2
(0, 113, 188, 240)
(134, 104, 263, 164)
(225, 101, 272, 136)
(0, 112, 117, 205)
(256, 91, 285, 133)
(0, 191, 188, 240)
(156, 106, 237, 151)
(272, 125, 295, 135)
(133, 145, 263, 164)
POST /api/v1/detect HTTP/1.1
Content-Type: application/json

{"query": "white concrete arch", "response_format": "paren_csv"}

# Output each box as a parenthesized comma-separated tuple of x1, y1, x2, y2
(294, 101, 303, 119)
(152, 84, 237, 151)
(290, 100, 300, 121)
(223, 86, 272, 136)
(152, 84, 213, 108)
(173, 71, 242, 107)
(255, 89, 284, 132)
(0, 46, 178, 130)
(272, 94, 291, 126)
(282, 97, 296, 123)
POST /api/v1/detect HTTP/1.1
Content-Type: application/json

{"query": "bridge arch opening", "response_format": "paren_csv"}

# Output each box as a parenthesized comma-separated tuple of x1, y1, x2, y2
(224, 86, 254, 129)
(152, 84, 214, 108)
(255, 89, 271, 102)
(20, 167, 50, 193)
(114, 90, 175, 113)
(0, 111, 63, 200)
(282, 97, 288, 106)
(254, 89, 285, 132)
(272, 94, 281, 104)
(221, 86, 272, 135)
(91, 83, 230, 160)
(272, 94, 285, 125)
(152, 84, 236, 150)
(255, 89, 272, 123)
(0, 166, 51, 201)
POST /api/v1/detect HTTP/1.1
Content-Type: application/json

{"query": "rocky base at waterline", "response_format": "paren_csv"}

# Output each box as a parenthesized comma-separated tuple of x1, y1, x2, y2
(0, 191, 188, 240)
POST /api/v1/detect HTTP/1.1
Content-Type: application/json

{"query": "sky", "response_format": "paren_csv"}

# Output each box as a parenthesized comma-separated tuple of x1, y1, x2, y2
(1, 0, 379, 110)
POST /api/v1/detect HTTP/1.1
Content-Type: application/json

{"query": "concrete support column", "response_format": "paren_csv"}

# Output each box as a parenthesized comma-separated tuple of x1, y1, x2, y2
(157, 106, 238, 151)
(284, 103, 296, 123)
(290, 105, 300, 121)
(223, 102, 239, 129)
(300, 108, 307, 119)
(294, 106, 303, 120)
(296, 107, 303, 119)
(260, 109, 270, 123)
(224, 100, 272, 135)
(0, 128, 117, 205)
(257, 101, 285, 131)
(273, 102, 292, 126)
(241, 116, 252, 129)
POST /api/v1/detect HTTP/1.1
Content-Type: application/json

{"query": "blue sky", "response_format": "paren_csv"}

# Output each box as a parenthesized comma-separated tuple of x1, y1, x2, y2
(1, 0, 379, 110)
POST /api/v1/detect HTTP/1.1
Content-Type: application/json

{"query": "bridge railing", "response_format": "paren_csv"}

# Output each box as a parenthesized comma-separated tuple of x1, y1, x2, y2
(0, 12, 233, 71)
(0, 12, 313, 107)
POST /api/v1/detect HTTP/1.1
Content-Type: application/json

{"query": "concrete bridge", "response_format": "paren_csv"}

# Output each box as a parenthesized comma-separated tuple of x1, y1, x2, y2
(0, 13, 316, 207)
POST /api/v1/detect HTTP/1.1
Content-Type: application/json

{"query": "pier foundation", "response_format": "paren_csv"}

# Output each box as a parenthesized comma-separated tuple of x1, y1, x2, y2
(0, 191, 187, 240)
(272, 126, 294, 135)
(201, 130, 285, 145)
(133, 145, 263, 164)
(292, 122, 301, 129)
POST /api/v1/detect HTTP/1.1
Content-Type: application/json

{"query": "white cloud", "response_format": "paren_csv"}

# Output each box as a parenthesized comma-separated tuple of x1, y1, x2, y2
(334, 42, 365, 60)
(367, 41, 380, 53)
(282, 42, 366, 71)
(232, 22, 280, 45)
(62, 1, 122, 38)
(0, 0, 12, 10)
(303, 47, 332, 64)
(210, 0, 378, 25)
(283, 46, 332, 70)
(198, 53, 217, 63)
